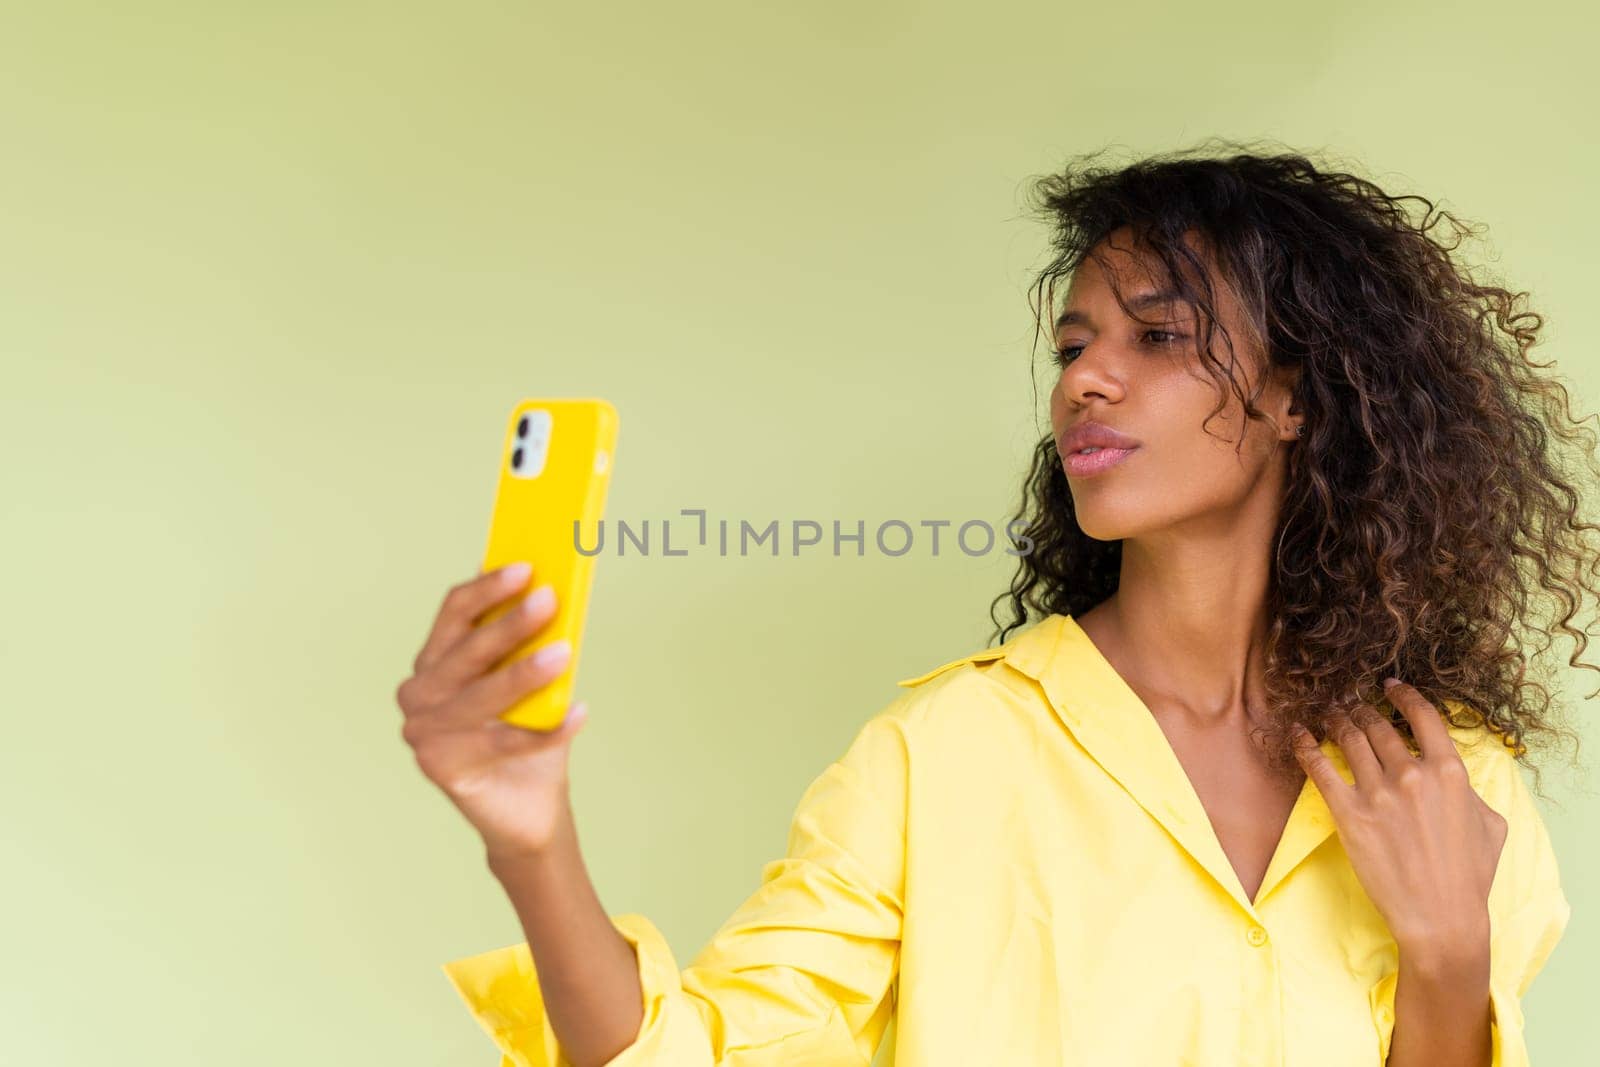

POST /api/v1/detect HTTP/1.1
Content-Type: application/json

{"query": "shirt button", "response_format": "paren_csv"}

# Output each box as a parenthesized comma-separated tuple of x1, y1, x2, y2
(1245, 925, 1269, 947)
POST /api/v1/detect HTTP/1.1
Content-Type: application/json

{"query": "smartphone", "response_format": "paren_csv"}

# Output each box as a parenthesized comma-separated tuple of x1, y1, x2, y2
(479, 398, 618, 731)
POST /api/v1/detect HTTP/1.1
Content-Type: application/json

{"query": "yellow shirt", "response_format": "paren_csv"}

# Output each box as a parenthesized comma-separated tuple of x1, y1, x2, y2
(440, 612, 1570, 1066)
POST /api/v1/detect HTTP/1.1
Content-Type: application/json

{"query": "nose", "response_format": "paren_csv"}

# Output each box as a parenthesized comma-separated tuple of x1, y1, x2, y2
(1057, 340, 1122, 404)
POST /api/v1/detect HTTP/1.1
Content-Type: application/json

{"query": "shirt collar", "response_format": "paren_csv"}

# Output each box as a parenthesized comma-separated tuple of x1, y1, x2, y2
(996, 613, 1345, 917)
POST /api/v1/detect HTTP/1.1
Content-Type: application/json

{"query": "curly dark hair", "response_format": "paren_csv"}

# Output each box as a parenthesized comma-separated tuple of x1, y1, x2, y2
(989, 138, 1598, 793)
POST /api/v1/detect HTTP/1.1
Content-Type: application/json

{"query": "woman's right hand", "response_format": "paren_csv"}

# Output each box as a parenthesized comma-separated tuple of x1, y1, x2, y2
(396, 562, 587, 861)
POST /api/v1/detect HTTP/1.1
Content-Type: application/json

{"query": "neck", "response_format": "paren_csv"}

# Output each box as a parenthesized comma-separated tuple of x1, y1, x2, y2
(1090, 515, 1278, 727)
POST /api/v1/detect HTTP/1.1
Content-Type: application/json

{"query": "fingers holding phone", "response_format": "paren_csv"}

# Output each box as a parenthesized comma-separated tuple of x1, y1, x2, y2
(396, 563, 588, 858)
(398, 398, 617, 859)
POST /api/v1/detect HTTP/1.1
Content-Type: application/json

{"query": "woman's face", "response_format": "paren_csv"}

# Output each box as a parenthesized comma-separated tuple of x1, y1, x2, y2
(1047, 229, 1301, 543)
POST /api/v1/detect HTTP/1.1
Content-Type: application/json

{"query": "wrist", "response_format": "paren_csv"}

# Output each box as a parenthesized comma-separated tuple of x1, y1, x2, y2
(1395, 910, 1491, 976)
(483, 794, 577, 873)
(485, 842, 554, 873)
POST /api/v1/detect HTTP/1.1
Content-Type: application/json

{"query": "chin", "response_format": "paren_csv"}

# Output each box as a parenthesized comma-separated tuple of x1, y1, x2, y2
(1066, 484, 1152, 543)
(1073, 516, 1136, 543)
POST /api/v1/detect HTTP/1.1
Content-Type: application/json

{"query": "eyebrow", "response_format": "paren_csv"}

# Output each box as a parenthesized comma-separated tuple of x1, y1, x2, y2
(1054, 288, 1187, 331)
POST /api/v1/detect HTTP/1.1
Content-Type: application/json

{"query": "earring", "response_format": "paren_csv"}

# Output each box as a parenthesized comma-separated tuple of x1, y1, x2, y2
(1295, 424, 1305, 438)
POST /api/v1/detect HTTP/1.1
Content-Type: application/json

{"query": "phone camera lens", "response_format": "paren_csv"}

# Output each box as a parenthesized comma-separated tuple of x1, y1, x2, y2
(512, 446, 525, 470)
(517, 415, 529, 438)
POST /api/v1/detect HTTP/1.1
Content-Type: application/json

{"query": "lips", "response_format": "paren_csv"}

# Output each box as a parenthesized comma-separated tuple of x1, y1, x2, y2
(1060, 421, 1142, 455)
(1063, 445, 1137, 478)
(1058, 420, 1142, 477)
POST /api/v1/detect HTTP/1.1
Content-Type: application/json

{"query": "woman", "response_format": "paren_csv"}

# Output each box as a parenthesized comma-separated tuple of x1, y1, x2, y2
(396, 143, 1593, 1066)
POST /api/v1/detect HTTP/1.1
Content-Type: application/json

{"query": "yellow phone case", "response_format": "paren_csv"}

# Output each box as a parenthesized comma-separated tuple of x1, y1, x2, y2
(479, 398, 618, 731)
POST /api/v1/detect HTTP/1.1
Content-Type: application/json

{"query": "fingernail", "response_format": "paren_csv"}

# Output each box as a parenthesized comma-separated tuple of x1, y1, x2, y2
(522, 584, 555, 615)
(500, 561, 532, 584)
(532, 639, 571, 668)
(1383, 676, 1401, 688)
(567, 700, 588, 724)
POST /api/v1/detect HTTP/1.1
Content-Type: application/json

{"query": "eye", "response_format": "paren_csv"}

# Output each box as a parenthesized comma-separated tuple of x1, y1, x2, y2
(1052, 329, 1184, 368)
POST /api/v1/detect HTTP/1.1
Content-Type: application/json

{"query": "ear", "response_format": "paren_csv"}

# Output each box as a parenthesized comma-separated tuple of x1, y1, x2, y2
(1266, 362, 1304, 442)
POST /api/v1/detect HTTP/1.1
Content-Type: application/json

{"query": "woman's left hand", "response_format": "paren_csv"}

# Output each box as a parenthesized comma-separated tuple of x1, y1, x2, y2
(1291, 677, 1508, 955)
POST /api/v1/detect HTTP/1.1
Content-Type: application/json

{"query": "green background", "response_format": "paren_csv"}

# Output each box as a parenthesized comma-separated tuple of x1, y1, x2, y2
(4, 2, 1593, 1063)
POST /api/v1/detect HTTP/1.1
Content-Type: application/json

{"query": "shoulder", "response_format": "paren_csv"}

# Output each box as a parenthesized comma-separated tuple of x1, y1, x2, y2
(1435, 697, 1524, 803)
(889, 614, 1071, 702)
(1434, 702, 1571, 946)
(821, 647, 1014, 778)
(860, 638, 1042, 754)
(889, 640, 1024, 723)
(893, 644, 1011, 690)
(874, 616, 1080, 744)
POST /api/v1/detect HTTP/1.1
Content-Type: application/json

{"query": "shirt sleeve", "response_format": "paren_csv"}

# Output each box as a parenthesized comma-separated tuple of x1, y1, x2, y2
(1371, 730, 1572, 1065)
(439, 709, 911, 1066)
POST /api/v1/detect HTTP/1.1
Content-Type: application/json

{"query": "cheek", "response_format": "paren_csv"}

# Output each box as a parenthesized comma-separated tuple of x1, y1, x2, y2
(1145, 390, 1273, 495)
(1161, 419, 1279, 514)
(1048, 383, 1068, 434)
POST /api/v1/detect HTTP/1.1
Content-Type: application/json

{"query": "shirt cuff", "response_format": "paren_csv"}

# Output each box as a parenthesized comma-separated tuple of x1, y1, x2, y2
(440, 912, 684, 1067)
(1370, 971, 1527, 1066)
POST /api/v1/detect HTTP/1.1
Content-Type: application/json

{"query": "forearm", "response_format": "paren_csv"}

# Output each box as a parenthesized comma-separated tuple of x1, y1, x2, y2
(486, 792, 646, 1067)
(1384, 920, 1492, 1067)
